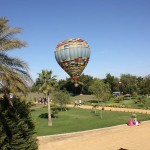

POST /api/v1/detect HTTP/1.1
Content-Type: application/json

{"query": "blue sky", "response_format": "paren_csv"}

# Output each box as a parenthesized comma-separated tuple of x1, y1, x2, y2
(1, 0, 150, 81)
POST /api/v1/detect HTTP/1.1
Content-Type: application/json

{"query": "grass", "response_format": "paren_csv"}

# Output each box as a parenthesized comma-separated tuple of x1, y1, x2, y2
(31, 107, 150, 136)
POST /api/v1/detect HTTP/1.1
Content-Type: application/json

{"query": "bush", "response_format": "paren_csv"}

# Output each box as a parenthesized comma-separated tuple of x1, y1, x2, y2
(101, 107, 105, 110)
(52, 90, 70, 111)
(0, 96, 38, 150)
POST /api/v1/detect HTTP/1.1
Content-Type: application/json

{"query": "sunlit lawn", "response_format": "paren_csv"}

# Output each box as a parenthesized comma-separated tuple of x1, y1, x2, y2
(31, 107, 150, 136)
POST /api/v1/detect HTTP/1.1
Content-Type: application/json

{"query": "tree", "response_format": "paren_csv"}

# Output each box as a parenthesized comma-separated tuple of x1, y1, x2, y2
(0, 96, 38, 150)
(89, 78, 111, 118)
(78, 74, 93, 94)
(142, 75, 150, 95)
(52, 90, 70, 111)
(136, 76, 144, 95)
(58, 74, 93, 95)
(89, 78, 111, 102)
(58, 78, 80, 95)
(0, 17, 32, 97)
(120, 74, 138, 95)
(104, 73, 120, 93)
(35, 70, 57, 126)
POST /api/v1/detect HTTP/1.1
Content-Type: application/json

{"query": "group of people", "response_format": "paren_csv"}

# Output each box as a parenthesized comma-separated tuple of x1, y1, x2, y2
(34, 97, 48, 104)
(128, 117, 140, 126)
(74, 99, 83, 107)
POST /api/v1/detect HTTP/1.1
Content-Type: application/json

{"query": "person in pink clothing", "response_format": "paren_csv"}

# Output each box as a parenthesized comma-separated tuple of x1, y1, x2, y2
(127, 118, 134, 126)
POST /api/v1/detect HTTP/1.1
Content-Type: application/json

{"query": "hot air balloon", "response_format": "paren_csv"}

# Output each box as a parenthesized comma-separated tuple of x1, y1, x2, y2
(55, 38, 90, 86)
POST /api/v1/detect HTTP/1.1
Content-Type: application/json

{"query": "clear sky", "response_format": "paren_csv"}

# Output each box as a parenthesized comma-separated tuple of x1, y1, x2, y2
(1, 0, 150, 81)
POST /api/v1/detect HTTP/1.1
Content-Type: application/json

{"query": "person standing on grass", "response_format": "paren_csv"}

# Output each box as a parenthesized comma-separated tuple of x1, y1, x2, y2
(74, 100, 77, 107)
(79, 99, 82, 106)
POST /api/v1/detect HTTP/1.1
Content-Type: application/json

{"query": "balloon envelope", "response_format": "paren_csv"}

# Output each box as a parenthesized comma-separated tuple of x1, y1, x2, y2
(55, 38, 90, 81)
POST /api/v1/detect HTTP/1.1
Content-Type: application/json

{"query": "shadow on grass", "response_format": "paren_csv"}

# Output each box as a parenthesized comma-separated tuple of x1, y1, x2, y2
(39, 113, 48, 118)
(31, 109, 36, 111)
(38, 107, 70, 119)
(87, 100, 102, 103)
(38, 113, 58, 118)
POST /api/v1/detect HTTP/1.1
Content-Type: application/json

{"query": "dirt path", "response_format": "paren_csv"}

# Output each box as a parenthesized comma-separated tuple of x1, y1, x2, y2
(38, 105, 150, 150)
(38, 121, 150, 150)
(67, 104, 150, 114)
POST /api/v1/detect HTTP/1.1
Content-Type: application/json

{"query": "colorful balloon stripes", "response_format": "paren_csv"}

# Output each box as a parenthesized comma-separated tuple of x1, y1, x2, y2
(55, 38, 90, 81)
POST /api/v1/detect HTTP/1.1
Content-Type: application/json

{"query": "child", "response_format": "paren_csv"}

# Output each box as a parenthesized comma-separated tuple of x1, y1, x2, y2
(133, 117, 139, 126)
(128, 118, 134, 126)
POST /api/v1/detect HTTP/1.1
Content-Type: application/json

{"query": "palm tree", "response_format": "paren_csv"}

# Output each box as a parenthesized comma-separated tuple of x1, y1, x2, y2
(0, 17, 32, 100)
(36, 69, 57, 126)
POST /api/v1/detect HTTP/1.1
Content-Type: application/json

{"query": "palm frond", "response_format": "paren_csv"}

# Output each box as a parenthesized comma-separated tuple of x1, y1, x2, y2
(0, 39, 27, 51)
(0, 52, 28, 70)
(0, 17, 32, 94)
(0, 66, 31, 94)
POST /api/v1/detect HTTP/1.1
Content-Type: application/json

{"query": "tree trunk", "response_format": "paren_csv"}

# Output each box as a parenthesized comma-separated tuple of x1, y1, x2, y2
(47, 95, 52, 126)
(100, 109, 103, 119)
(100, 100, 103, 119)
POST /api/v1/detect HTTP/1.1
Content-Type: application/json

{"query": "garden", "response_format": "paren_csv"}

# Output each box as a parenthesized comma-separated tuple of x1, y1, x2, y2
(31, 106, 150, 136)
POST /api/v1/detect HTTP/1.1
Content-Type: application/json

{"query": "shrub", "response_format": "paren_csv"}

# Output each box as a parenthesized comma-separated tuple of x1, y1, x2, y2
(0, 96, 38, 150)
(101, 107, 105, 110)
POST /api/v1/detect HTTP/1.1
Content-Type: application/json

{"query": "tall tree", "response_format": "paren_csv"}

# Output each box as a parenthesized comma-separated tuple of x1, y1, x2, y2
(58, 74, 93, 95)
(89, 78, 111, 118)
(0, 17, 37, 149)
(58, 78, 79, 95)
(52, 90, 70, 111)
(35, 70, 57, 126)
(78, 74, 93, 94)
(120, 74, 138, 95)
(136, 76, 144, 95)
(104, 73, 120, 93)
(142, 75, 150, 95)
(0, 96, 38, 150)
(0, 17, 32, 97)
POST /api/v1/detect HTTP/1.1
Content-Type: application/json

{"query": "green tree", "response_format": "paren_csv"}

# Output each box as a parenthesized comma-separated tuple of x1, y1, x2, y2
(58, 74, 93, 95)
(0, 17, 37, 149)
(35, 69, 57, 126)
(120, 74, 138, 95)
(52, 90, 70, 111)
(89, 78, 111, 102)
(89, 78, 111, 118)
(142, 75, 150, 95)
(136, 76, 144, 94)
(0, 17, 32, 98)
(104, 73, 120, 93)
(58, 78, 79, 95)
(78, 74, 93, 94)
(0, 96, 38, 150)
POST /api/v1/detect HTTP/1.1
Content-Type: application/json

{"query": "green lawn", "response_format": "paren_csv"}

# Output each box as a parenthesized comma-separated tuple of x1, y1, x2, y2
(31, 107, 150, 136)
